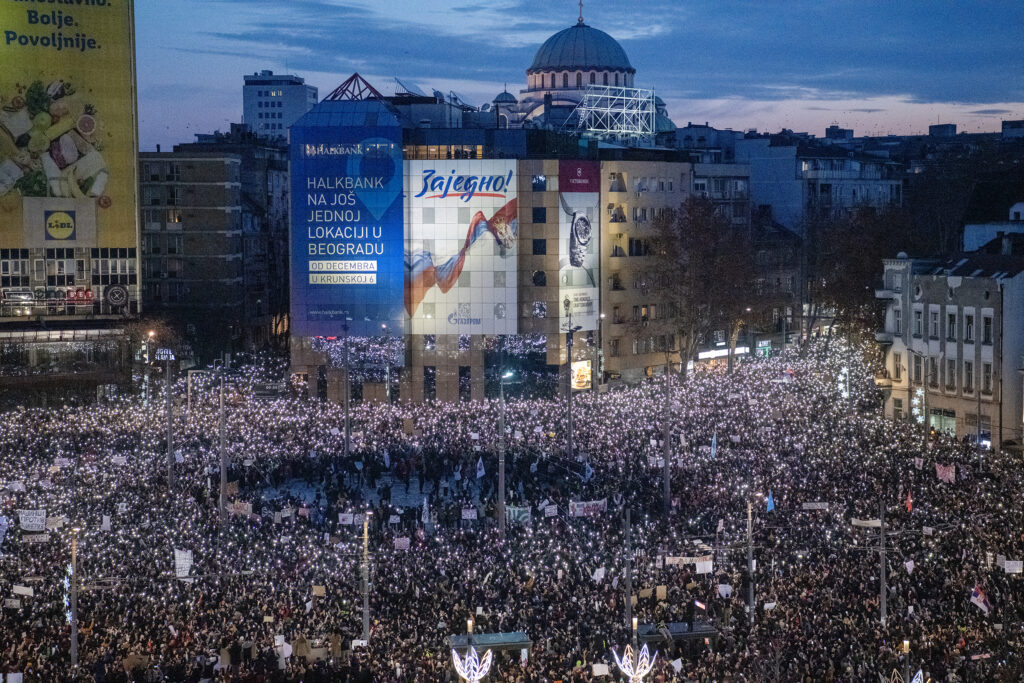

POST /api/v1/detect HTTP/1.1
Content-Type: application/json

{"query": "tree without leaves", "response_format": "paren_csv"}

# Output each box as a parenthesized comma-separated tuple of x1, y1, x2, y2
(647, 196, 759, 378)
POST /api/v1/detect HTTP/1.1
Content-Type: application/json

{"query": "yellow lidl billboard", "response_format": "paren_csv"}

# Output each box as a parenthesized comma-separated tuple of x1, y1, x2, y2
(0, 0, 138, 250)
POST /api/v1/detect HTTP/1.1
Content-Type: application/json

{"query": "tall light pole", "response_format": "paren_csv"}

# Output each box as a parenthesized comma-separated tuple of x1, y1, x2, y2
(623, 509, 633, 634)
(747, 497, 755, 626)
(362, 511, 372, 641)
(69, 526, 80, 669)
(879, 496, 887, 626)
(662, 372, 671, 512)
(143, 329, 154, 405)
(381, 323, 391, 403)
(498, 370, 513, 536)
(218, 373, 227, 522)
(563, 297, 581, 458)
(158, 347, 175, 488)
(594, 311, 605, 392)
(342, 316, 352, 460)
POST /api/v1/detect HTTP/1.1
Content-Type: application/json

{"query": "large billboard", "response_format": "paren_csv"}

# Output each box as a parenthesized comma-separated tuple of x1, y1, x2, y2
(405, 160, 518, 335)
(558, 160, 600, 330)
(0, 1, 138, 251)
(289, 103, 405, 337)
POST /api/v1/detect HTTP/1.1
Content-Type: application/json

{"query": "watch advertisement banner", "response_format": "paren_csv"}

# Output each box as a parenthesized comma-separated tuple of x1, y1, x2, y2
(558, 160, 600, 331)
(0, 0, 139, 251)
(289, 105, 405, 337)
(405, 159, 518, 335)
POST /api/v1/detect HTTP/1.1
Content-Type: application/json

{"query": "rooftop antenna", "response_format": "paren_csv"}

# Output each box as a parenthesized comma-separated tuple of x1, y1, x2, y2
(578, 0, 584, 24)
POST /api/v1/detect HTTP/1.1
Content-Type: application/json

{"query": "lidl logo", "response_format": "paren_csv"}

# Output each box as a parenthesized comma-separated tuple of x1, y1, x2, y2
(45, 211, 76, 241)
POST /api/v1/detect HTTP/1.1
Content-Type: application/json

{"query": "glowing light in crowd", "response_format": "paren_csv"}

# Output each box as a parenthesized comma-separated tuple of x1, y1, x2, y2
(612, 643, 656, 682)
(451, 646, 493, 682)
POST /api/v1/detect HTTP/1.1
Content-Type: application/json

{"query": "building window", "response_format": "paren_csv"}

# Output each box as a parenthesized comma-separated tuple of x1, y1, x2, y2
(532, 207, 547, 223)
(946, 359, 956, 390)
(589, 72, 595, 84)
(913, 310, 922, 337)
(893, 308, 901, 335)
(982, 316, 993, 345)
(929, 311, 939, 338)
(609, 338, 620, 357)
(532, 270, 547, 287)
(459, 366, 471, 401)
(893, 353, 902, 381)
(603, 72, 608, 85)
(614, 73, 619, 86)
(982, 362, 992, 394)
(893, 398, 903, 421)
(964, 361, 974, 393)
(946, 312, 956, 340)
(531, 174, 547, 192)
(576, 72, 582, 88)
(532, 239, 546, 255)
(928, 357, 938, 387)
(562, 73, 568, 88)
(423, 335, 436, 351)
(913, 354, 923, 384)
(965, 314, 974, 342)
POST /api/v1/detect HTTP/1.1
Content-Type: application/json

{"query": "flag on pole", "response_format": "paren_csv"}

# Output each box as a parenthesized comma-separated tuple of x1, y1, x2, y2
(584, 462, 594, 482)
(970, 584, 993, 614)
(710, 432, 717, 459)
(476, 456, 485, 479)
(766, 491, 775, 512)
(905, 488, 913, 512)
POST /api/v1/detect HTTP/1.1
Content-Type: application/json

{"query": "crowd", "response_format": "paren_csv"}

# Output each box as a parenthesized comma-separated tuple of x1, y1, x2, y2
(1, 339, 1022, 682)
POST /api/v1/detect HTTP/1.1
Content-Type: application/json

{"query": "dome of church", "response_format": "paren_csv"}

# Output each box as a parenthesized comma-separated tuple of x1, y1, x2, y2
(528, 21, 635, 74)
(493, 90, 518, 105)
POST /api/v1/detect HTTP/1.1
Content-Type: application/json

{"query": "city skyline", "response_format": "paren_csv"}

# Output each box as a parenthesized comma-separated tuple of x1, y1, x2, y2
(136, 0, 1024, 149)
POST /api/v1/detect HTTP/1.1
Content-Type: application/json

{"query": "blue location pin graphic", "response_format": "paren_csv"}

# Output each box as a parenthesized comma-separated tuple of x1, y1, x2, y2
(348, 137, 401, 220)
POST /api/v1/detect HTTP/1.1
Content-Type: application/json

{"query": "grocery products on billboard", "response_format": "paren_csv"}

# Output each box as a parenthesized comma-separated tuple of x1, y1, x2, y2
(558, 160, 600, 330)
(0, 2, 138, 250)
(405, 161, 518, 335)
(290, 103, 406, 337)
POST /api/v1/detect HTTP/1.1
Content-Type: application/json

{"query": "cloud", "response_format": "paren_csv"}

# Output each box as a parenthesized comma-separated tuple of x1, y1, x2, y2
(970, 108, 1013, 116)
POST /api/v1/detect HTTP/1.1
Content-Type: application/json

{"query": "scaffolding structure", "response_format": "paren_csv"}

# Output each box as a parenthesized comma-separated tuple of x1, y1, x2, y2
(568, 85, 657, 147)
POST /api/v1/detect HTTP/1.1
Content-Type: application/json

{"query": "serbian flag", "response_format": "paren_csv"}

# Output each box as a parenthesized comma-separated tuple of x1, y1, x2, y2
(905, 488, 913, 512)
(970, 584, 993, 614)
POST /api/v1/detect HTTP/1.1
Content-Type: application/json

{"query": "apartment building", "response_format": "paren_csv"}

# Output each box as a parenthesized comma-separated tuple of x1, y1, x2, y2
(877, 243, 1024, 447)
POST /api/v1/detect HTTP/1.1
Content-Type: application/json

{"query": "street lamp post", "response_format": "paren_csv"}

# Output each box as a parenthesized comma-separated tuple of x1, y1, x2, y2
(342, 316, 352, 460)
(166, 352, 173, 488)
(747, 497, 755, 626)
(563, 297, 581, 458)
(662, 372, 671, 512)
(595, 311, 605, 392)
(498, 370, 513, 536)
(69, 526, 80, 669)
(218, 373, 227, 522)
(143, 329, 154, 405)
(381, 323, 390, 403)
(361, 511, 371, 640)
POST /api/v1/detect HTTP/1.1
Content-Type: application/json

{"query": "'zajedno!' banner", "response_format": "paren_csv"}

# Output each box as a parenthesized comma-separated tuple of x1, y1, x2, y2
(0, 0, 139, 251)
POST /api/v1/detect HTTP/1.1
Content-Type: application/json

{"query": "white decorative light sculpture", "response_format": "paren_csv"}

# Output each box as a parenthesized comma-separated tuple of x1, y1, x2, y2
(611, 643, 657, 682)
(452, 646, 493, 682)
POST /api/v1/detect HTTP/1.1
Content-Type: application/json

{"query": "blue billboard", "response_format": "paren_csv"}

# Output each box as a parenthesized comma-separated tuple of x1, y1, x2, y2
(289, 101, 405, 336)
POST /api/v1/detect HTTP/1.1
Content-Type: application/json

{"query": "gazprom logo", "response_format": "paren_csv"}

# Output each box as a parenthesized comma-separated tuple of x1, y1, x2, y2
(44, 210, 75, 240)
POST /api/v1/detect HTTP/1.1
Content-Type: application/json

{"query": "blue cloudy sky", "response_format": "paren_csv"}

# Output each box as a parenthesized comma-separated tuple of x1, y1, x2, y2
(136, 0, 1024, 149)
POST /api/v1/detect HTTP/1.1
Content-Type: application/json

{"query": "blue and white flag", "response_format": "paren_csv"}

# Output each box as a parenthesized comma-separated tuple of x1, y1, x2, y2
(710, 432, 717, 459)
(584, 462, 594, 482)
(476, 456, 485, 479)
(766, 491, 775, 512)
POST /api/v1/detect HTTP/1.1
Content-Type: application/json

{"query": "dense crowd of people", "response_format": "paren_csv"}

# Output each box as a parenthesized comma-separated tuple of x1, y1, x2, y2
(1, 339, 1022, 682)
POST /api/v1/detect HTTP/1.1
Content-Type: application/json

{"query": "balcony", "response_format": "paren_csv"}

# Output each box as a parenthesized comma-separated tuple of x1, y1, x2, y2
(874, 288, 898, 299)
(875, 331, 894, 344)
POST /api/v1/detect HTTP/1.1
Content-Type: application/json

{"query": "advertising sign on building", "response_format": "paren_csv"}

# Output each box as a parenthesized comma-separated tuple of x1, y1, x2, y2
(405, 160, 518, 335)
(570, 359, 592, 391)
(289, 102, 405, 336)
(558, 161, 600, 330)
(0, 1, 138, 255)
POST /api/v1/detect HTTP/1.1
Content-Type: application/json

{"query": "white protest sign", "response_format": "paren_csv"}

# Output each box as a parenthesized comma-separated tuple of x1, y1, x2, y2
(1004, 560, 1023, 574)
(17, 510, 45, 532)
(592, 663, 610, 676)
(174, 549, 193, 578)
